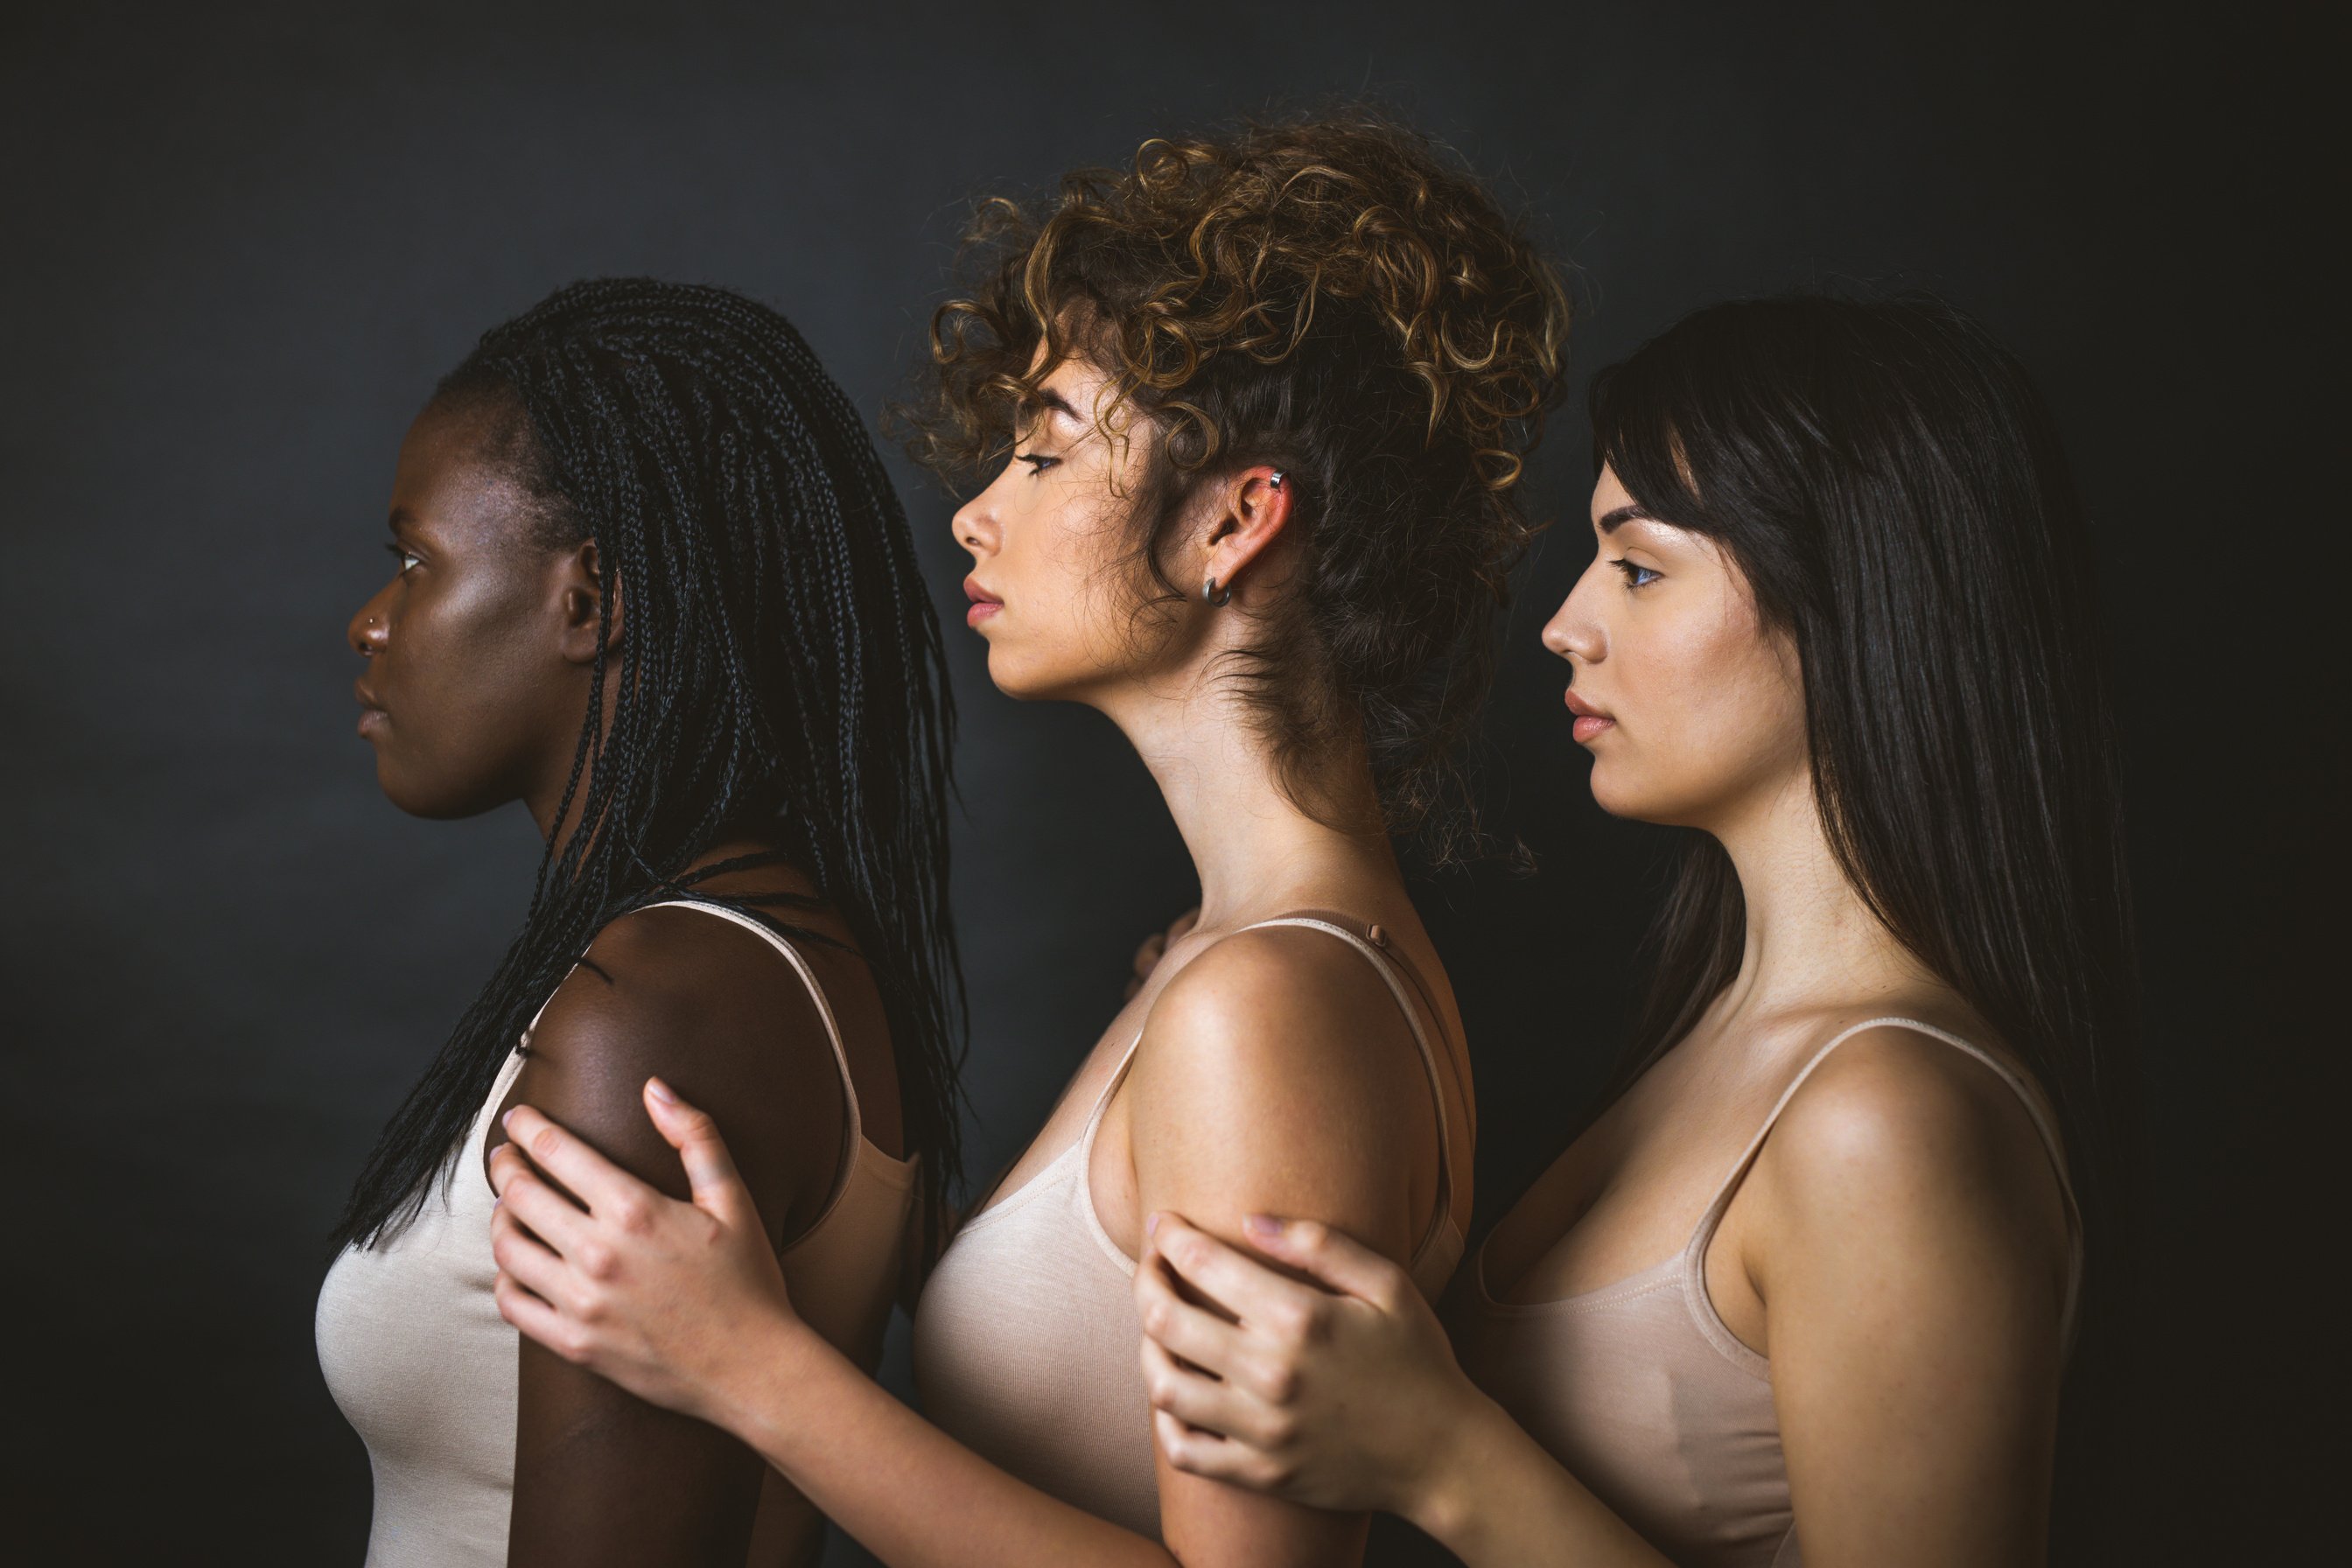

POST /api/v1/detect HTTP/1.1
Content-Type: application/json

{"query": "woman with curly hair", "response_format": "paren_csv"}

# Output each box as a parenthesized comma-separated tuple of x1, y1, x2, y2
(479, 111, 1568, 1564)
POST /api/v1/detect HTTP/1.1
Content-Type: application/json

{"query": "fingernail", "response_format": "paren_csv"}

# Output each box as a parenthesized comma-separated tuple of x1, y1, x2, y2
(500, 1109, 516, 1130)
(1145, 1212, 1162, 1238)
(1244, 1214, 1281, 1238)
(646, 1076, 676, 1104)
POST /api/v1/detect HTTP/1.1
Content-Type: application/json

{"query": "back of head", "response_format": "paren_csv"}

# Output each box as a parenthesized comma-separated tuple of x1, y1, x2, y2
(337, 277, 964, 1251)
(906, 108, 1571, 859)
(1593, 290, 2141, 1553)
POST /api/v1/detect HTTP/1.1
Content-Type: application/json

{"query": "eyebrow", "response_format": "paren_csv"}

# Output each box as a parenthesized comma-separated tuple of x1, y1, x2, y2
(1597, 503, 1652, 534)
(1032, 387, 1081, 422)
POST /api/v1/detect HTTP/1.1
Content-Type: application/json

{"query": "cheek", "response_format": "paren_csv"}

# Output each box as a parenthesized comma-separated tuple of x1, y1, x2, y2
(989, 499, 1158, 692)
(374, 582, 562, 815)
(1592, 607, 1803, 821)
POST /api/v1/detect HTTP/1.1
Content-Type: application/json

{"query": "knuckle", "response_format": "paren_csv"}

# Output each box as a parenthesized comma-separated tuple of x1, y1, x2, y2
(528, 1125, 564, 1161)
(579, 1242, 615, 1280)
(1269, 1299, 1312, 1345)
(1138, 1297, 1171, 1339)
(1262, 1362, 1301, 1405)
(612, 1195, 652, 1235)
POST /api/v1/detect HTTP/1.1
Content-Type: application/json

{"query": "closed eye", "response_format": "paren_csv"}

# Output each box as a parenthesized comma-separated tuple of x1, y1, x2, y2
(1611, 558, 1659, 589)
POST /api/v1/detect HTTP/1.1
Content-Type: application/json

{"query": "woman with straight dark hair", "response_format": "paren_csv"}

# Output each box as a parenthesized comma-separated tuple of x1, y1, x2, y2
(1130, 292, 2138, 1565)
(314, 278, 964, 1567)
(472, 111, 1566, 1565)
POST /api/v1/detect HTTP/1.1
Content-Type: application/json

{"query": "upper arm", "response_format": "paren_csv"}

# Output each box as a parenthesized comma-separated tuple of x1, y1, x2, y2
(1126, 930, 1437, 1566)
(1746, 1031, 2073, 1567)
(492, 909, 850, 1567)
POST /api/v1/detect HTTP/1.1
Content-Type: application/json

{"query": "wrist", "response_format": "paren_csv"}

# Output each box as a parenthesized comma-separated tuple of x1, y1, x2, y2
(704, 1306, 827, 1452)
(1404, 1380, 1513, 1550)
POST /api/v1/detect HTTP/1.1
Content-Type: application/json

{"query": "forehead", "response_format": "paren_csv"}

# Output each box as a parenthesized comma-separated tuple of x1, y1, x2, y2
(390, 402, 541, 547)
(1590, 463, 1637, 518)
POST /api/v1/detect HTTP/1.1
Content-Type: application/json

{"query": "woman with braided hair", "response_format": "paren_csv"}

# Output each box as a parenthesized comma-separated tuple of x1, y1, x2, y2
(481, 111, 1568, 1565)
(315, 277, 965, 1567)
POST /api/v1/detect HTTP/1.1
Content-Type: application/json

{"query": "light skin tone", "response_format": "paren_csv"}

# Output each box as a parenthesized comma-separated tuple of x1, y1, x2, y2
(352, 396, 902, 1564)
(1130, 465, 2077, 1566)
(485, 349, 1477, 1566)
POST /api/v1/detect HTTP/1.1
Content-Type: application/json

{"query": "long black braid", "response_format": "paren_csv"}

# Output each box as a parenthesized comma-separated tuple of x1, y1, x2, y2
(332, 278, 966, 1253)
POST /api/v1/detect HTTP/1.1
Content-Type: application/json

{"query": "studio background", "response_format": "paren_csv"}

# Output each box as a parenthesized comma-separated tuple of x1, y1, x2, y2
(2, 3, 2325, 1562)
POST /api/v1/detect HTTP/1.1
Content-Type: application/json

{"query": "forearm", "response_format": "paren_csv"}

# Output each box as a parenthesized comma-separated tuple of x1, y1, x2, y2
(712, 1316, 1177, 1568)
(1410, 1389, 1670, 1568)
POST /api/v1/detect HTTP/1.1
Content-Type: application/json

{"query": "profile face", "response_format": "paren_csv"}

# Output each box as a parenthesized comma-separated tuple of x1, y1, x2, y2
(948, 353, 1179, 702)
(346, 401, 577, 819)
(1540, 464, 1806, 828)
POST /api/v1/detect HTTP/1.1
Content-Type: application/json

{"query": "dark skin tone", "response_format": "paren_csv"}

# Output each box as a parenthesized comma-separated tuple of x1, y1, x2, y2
(349, 397, 904, 1565)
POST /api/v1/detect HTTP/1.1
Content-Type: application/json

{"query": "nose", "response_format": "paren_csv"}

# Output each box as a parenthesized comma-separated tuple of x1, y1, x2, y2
(1541, 560, 1607, 667)
(349, 582, 393, 659)
(950, 486, 999, 562)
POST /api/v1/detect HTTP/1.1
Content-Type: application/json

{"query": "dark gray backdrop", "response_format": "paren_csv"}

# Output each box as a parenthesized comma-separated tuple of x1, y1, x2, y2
(2, 3, 2326, 1563)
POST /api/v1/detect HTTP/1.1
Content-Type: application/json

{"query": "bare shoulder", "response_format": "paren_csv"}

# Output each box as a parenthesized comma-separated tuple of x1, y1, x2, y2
(488, 903, 846, 1228)
(1123, 924, 1431, 1252)
(1137, 923, 1416, 1095)
(1754, 1024, 2072, 1278)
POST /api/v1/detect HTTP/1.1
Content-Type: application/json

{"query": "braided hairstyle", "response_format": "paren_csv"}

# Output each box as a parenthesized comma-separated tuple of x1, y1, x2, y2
(901, 108, 1571, 862)
(333, 278, 965, 1250)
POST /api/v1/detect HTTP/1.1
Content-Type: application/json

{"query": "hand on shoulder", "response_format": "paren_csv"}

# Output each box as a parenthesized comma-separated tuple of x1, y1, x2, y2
(488, 903, 848, 1238)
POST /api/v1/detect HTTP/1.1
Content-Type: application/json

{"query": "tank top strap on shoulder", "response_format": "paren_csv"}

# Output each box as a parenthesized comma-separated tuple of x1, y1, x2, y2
(1681, 1015, 2085, 1352)
(1077, 911, 1464, 1236)
(1231, 911, 1463, 1255)
(636, 899, 904, 1233)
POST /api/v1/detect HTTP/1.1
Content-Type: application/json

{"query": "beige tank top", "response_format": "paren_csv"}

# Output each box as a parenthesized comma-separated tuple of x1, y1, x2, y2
(314, 900, 918, 1567)
(1445, 1017, 2084, 1568)
(910, 914, 1467, 1541)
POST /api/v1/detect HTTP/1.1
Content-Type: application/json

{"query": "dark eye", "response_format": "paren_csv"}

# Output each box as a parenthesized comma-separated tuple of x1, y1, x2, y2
(1014, 450, 1060, 476)
(384, 542, 422, 574)
(1611, 558, 1659, 589)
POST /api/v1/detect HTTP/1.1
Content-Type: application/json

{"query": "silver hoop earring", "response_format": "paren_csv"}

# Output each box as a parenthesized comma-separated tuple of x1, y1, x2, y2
(1202, 572, 1234, 608)
(1268, 471, 1286, 490)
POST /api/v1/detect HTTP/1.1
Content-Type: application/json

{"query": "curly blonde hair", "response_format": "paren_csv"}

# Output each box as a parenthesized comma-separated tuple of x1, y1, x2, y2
(903, 108, 1570, 859)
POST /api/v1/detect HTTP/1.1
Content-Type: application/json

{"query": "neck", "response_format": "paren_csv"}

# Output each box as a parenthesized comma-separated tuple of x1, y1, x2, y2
(1096, 674, 1394, 929)
(1707, 768, 1932, 1022)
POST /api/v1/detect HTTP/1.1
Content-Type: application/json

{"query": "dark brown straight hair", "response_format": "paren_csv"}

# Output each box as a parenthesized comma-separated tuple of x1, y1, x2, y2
(1592, 291, 2142, 1558)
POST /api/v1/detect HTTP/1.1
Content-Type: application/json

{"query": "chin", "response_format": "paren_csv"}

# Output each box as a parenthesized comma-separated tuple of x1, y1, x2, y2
(1584, 758, 1681, 827)
(374, 761, 504, 822)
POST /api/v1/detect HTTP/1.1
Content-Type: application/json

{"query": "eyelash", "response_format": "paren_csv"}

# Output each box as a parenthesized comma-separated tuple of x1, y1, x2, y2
(384, 542, 422, 574)
(1611, 558, 1660, 589)
(1015, 450, 1059, 476)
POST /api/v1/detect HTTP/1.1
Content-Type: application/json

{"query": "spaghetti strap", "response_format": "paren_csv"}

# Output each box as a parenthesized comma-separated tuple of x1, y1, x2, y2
(637, 899, 886, 1228)
(1231, 914, 1463, 1264)
(1681, 1015, 2085, 1358)
(1072, 910, 1465, 1266)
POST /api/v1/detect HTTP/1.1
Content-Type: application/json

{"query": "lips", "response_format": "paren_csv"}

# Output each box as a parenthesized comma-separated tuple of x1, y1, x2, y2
(354, 677, 388, 738)
(1564, 686, 1614, 744)
(962, 575, 1002, 627)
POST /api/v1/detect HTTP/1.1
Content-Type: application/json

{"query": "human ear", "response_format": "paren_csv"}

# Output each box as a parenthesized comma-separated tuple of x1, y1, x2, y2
(1200, 467, 1294, 606)
(556, 539, 624, 665)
